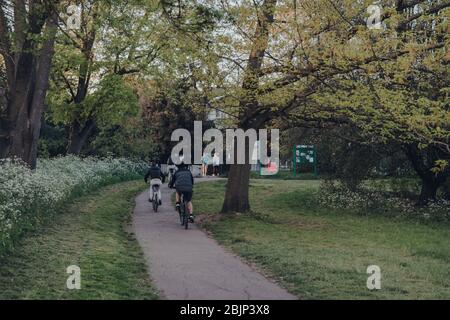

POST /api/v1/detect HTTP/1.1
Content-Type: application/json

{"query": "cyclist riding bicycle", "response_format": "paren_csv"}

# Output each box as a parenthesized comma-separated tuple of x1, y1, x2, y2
(169, 162, 194, 222)
(144, 160, 163, 205)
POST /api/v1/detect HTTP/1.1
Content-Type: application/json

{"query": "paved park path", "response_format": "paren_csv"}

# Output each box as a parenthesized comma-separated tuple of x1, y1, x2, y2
(132, 178, 297, 300)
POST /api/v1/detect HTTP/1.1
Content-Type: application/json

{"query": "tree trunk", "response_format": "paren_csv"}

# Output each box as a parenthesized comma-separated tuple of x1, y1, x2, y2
(221, 164, 251, 213)
(67, 119, 96, 155)
(0, 13, 58, 169)
(418, 178, 439, 205)
(67, 129, 85, 155)
(65, 21, 98, 155)
(405, 144, 449, 206)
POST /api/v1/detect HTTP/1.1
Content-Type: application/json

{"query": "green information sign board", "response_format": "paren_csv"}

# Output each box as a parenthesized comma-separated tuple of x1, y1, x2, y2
(293, 145, 317, 176)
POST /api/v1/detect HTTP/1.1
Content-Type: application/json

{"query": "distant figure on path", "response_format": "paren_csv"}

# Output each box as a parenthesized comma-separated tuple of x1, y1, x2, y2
(201, 152, 211, 177)
(212, 152, 220, 176)
(167, 156, 177, 183)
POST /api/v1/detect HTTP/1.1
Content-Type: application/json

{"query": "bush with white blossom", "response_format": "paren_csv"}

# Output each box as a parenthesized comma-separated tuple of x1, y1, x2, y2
(0, 156, 146, 254)
(318, 180, 450, 222)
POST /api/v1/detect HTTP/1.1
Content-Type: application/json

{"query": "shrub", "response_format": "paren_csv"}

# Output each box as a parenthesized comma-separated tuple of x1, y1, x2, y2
(0, 156, 146, 254)
(318, 180, 450, 222)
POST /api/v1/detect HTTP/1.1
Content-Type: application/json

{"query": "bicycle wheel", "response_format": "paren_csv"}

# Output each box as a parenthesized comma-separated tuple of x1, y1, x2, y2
(153, 194, 158, 212)
(178, 196, 184, 225)
(183, 202, 189, 229)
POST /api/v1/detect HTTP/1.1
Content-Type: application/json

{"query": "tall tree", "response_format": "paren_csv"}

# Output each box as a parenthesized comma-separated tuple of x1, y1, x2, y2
(199, 0, 449, 212)
(303, 0, 450, 204)
(48, 0, 163, 154)
(0, 0, 60, 168)
(220, 0, 277, 213)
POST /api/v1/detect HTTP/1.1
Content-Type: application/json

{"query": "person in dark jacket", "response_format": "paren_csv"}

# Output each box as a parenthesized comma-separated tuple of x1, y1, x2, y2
(169, 162, 194, 222)
(144, 161, 164, 205)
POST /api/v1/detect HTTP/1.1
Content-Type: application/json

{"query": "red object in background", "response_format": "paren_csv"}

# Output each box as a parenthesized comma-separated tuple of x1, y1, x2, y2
(267, 161, 278, 173)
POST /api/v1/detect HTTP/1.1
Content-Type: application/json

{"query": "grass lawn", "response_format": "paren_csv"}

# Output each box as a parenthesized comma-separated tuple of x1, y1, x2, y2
(0, 180, 157, 299)
(194, 180, 450, 299)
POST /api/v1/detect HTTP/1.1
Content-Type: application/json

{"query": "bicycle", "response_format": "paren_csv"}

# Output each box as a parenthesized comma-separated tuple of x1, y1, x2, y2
(168, 168, 175, 185)
(177, 193, 189, 229)
(152, 185, 160, 212)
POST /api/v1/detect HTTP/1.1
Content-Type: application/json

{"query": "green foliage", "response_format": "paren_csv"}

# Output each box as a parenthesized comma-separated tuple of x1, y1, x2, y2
(89, 117, 156, 160)
(161, 0, 223, 32)
(48, 75, 139, 129)
(89, 75, 139, 127)
(138, 78, 210, 161)
(38, 123, 67, 158)
(431, 160, 449, 175)
(197, 0, 449, 155)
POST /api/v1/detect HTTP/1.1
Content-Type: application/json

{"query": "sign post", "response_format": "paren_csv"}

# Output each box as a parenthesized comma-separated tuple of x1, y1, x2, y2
(293, 145, 317, 177)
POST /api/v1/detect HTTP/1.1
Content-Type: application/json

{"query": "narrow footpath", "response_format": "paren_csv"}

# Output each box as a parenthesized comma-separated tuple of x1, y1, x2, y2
(132, 179, 297, 300)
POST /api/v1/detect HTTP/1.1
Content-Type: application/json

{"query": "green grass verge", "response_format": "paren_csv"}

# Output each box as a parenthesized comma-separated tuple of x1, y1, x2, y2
(0, 180, 157, 300)
(194, 180, 450, 299)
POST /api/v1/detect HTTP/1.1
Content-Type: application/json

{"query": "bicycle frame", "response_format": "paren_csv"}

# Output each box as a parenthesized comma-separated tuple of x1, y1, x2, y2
(152, 185, 159, 212)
